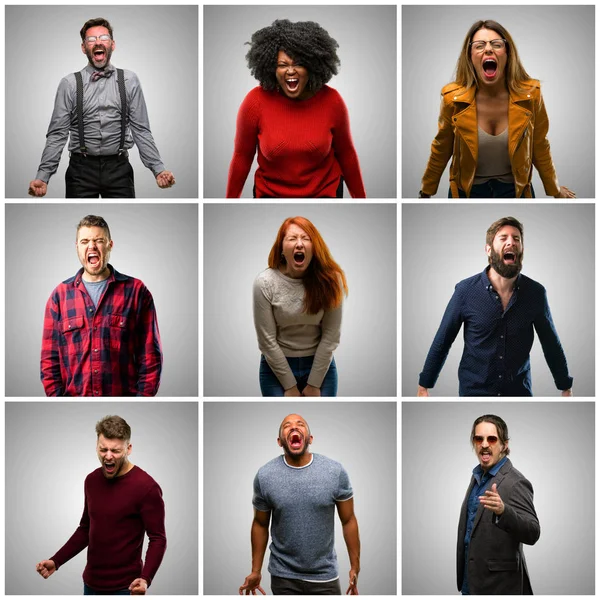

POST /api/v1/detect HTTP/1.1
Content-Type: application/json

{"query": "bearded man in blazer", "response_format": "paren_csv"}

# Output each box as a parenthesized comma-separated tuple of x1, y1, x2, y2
(457, 414, 540, 595)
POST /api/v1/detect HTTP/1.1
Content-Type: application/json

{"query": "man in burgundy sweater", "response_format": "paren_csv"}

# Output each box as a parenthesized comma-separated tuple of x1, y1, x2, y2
(35, 415, 166, 594)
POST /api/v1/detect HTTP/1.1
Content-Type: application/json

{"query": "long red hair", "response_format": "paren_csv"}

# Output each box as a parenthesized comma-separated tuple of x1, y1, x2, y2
(268, 216, 348, 314)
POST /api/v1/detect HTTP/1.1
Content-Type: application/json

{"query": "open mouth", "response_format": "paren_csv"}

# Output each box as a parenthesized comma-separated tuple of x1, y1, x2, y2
(288, 431, 303, 450)
(482, 58, 497, 79)
(93, 48, 106, 62)
(293, 251, 305, 265)
(502, 251, 516, 264)
(104, 461, 116, 474)
(87, 252, 100, 266)
(285, 78, 299, 92)
(480, 451, 492, 463)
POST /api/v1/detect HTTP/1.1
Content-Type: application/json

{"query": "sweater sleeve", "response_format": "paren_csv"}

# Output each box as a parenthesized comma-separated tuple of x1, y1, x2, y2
(253, 274, 297, 390)
(140, 482, 167, 586)
(307, 302, 342, 388)
(331, 92, 366, 198)
(50, 484, 90, 569)
(226, 89, 260, 198)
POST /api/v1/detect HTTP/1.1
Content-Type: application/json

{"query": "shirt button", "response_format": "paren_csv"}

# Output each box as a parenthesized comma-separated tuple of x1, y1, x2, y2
(499, 375, 502, 379)
(94, 390, 99, 395)
(500, 335, 504, 339)
(68, 325, 72, 329)
(94, 348, 98, 353)
(499, 355, 503, 359)
(498, 393, 501, 396)
(94, 369, 98, 374)
(94, 326, 97, 331)
(120, 321, 124, 326)
(89, 308, 94, 313)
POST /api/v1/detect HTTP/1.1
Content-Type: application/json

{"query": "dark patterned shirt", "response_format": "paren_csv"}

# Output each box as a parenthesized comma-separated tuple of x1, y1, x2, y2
(41, 265, 162, 396)
(419, 267, 572, 396)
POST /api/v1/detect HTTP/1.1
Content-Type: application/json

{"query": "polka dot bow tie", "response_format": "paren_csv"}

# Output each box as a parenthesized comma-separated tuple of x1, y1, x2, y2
(91, 70, 114, 82)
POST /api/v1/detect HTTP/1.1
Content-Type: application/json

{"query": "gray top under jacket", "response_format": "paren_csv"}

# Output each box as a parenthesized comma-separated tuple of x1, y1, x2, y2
(474, 126, 514, 185)
(36, 64, 165, 182)
(253, 453, 353, 581)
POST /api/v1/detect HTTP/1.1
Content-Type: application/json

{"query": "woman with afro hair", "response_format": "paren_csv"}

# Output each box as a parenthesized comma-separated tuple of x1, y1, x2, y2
(226, 19, 366, 198)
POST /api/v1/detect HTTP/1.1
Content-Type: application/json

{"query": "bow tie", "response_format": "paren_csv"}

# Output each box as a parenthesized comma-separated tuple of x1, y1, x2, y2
(91, 70, 114, 82)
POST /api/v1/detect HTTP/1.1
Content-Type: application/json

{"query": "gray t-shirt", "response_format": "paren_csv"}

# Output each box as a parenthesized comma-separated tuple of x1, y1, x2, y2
(253, 453, 353, 581)
(82, 278, 109, 308)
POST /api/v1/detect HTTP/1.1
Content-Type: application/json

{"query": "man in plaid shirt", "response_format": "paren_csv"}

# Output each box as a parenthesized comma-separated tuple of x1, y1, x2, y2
(41, 215, 162, 396)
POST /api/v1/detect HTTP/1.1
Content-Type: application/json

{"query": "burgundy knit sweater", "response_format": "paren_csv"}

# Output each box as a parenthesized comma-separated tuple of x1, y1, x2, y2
(226, 85, 366, 198)
(50, 466, 166, 592)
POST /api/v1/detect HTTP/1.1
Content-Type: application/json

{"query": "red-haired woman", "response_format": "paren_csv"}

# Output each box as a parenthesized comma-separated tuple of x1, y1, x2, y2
(253, 217, 347, 396)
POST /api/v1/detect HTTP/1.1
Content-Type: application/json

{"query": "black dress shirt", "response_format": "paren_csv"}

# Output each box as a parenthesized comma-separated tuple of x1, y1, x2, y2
(419, 267, 573, 396)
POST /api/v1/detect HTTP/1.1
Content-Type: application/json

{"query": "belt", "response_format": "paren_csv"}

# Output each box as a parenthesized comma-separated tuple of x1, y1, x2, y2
(70, 151, 128, 161)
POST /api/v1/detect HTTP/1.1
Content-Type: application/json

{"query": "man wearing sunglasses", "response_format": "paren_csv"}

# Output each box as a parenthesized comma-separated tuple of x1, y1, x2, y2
(417, 216, 573, 396)
(28, 17, 175, 198)
(457, 414, 539, 594)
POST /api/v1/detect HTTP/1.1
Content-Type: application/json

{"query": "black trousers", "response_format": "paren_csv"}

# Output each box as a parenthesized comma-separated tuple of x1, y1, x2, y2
(66, 153, 135, 198)
(270, 575, 341, 595)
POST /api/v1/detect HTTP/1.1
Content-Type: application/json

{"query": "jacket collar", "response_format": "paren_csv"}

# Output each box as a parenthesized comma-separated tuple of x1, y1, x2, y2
(450, 84, 535, 105)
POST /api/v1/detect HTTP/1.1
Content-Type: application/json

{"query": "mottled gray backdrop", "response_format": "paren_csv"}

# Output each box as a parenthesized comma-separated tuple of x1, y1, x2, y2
(204, 5, 397, 198)
(402, 5, 594, 198)
(403, 402, 595, 594)
(5, 402, 198, 594)
(204, 401, 397, 595)
(402, 204, 594, 396)
(6, 5, 198, 198)
(204, 203, 397, 396)
(6, 204, 198, 396)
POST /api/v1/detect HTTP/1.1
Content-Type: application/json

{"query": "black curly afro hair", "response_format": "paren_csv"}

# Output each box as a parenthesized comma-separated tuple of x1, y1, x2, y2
(245, 19, 340, 92)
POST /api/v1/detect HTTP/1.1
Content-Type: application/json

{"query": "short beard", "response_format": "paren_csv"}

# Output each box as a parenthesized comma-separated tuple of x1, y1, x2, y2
(86, 45, 113, 70)
(489, 247, 523, 279)
(280, 437, 310, 459)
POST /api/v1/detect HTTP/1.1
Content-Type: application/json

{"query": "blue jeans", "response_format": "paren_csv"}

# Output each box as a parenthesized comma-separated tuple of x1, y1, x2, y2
(259, 355, 338, 396)
(84, 583, 130, 595)
(449, 180, 535, 198)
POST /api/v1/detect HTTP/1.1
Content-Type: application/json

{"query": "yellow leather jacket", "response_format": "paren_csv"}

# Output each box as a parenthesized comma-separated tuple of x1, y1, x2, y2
(421, 79, 560, 198)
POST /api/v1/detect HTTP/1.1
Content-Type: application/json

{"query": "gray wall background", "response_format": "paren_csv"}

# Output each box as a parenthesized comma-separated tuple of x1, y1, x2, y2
(402, 204, 594, 396)
(5, 402, 198, 595)
(402, 5, 595, 198)
(6, 5, 198, 198)
(402, 402, 595, 594)
(204, 401, 397, 595)
(5, 204, 198, 397)
(204, 5, 397, 198)
(204, 203, 397, 396)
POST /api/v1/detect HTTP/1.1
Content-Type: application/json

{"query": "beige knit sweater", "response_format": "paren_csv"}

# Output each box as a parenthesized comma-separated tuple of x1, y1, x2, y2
(253, 268, 342, 390)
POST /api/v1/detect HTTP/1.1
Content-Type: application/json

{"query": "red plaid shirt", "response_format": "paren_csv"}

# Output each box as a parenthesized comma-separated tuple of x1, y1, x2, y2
(41, 265, 162, 396)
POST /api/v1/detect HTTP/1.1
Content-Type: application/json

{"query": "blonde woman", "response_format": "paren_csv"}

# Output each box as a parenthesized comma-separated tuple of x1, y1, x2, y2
(420, 20, 575, 199)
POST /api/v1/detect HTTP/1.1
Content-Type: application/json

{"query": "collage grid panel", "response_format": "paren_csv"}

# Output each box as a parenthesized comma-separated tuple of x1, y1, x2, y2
(1, 1, 598, 598)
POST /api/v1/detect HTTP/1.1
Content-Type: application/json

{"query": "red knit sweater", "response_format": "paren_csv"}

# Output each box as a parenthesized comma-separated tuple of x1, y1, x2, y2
(226, 85, 366, 198)
(50, 466, 166, 592)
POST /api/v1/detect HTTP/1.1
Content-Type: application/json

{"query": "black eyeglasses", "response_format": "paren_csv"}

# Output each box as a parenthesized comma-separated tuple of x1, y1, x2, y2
(473, 435, 498, 445)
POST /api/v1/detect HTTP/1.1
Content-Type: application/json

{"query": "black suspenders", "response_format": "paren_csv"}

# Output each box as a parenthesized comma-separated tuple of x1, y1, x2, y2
(73, 68, 127, 157)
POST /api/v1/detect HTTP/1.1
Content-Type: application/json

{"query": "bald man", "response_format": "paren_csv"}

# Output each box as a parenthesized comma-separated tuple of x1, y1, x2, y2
(239, 414, 360, 595)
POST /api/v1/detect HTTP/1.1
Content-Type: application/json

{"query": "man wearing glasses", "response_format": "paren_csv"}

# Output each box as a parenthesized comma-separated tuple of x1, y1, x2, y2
(457, 414, 539, 595)
(28, 17, 175, 198)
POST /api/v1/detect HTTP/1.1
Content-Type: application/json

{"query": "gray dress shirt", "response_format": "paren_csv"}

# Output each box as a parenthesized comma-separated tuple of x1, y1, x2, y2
(36, 64, 166, 182)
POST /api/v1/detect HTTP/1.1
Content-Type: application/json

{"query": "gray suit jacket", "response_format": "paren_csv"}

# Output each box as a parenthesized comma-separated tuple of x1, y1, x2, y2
(457, 458, 540, 594)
